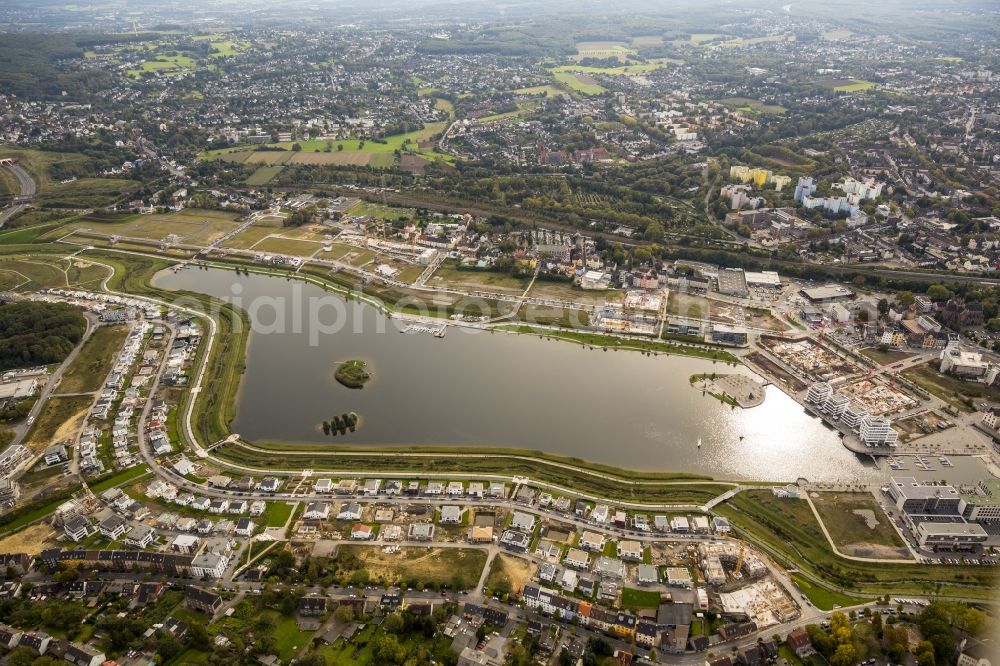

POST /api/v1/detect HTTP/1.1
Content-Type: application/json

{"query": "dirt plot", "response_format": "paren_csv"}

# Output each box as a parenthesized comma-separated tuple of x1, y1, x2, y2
(288, 152, 373, 166)
(334, 546, 487, 588)
(811, 492, 909, 559)
(399, 154, 430, 174)
(745, 352, 808, 392)
(486, 554, 536, 594)
(24, 395, 92, 451)
(0, 523, 60, 555)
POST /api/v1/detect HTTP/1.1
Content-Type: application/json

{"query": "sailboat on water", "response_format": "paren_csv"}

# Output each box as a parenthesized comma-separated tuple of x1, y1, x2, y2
(697, 438, 702, 449)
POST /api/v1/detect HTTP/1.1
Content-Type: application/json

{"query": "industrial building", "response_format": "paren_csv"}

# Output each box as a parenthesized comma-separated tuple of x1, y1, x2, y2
(800, 285, 853, 304)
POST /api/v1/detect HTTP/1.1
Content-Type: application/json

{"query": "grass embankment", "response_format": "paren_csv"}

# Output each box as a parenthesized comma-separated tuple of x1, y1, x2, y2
(790, 573, 865, 611)
(498, 325, 738, 363)
(56, 324, 130, 394)
(715, 490, 997, 599)
(216, 442, 729, 505)
(334, 359, 371, 389)
(88, 464, 152, 494)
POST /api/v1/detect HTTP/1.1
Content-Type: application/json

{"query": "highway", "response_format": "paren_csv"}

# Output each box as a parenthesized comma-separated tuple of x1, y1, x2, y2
(0, 162, 36, 228)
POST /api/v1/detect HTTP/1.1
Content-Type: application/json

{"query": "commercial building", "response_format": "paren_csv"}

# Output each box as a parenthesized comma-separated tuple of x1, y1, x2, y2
(801, 285, 853, 304)
(888, 477, 961, 516)
(960, 480, 1000, 523)
(915, 521, 989, 553)
(708, 324, 749, 347)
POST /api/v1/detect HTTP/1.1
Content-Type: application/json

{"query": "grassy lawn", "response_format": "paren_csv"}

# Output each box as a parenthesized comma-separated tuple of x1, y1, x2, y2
(0, 254, 70, 291)
(497, 325, 738, 362)
(790, 573, 865, 611)
(902, 363, 1000, 412)
(860, 347, 913, 365)
(619, 587, 661, 611)
(57, 324, 129, 394)
(271, 612, 314, 661)
(23, 395, 92, 450)
(810, 492, 908, 556)
(260, 501, 296, 527)
(89, 464, 151, 494)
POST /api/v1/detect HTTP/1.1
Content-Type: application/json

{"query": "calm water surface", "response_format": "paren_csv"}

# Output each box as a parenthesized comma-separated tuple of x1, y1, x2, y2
(154, 267, 878, 482)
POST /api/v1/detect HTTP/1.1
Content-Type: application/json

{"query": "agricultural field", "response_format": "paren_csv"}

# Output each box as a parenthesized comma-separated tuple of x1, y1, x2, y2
(56, 324, 130, 394)
(822, 29, 854, 40)
(572, 41, 637, 61)
(511, 85, 565, 97)
(631, 35, 664, 46)
(245, 165, 284, 186)
(331, 546, 487, 589)
(58, 208, 242, 246)
(553, 71, 606, 95)
(810, 492, 909, 559)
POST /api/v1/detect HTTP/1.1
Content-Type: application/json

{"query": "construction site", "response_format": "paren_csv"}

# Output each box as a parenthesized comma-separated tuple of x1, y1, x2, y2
(840, 376, 918, 416)
(594, 289, 666, 336)
(759, 336, 863, 383)
(696, 541, 799, 628)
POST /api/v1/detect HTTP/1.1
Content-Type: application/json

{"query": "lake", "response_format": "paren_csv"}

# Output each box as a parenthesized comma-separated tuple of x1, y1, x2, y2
(154, 266, 878, 482)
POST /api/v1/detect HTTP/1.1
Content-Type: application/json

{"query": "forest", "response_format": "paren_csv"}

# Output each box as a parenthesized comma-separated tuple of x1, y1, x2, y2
(0, 301, 87, 372)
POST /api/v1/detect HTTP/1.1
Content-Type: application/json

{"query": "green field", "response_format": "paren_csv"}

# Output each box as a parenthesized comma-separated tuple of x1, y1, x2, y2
(245, 165, 284, 186)
(260, 501, 296, 528)
(833, 79, 876, 92)
(619, 587, 661, 611)
(810, 492, 909, 556)
(552, 71, 606, 95)
(511, 85, 565, 97)
(253, 236, 322, 256)
(56, 208, 242, 246)
(204, 123, 450, 165)
(551, 62, 665, 76)
(89, 464, 152, 494)
(127, 55, 197, 78)
(56, 324, 129, 394)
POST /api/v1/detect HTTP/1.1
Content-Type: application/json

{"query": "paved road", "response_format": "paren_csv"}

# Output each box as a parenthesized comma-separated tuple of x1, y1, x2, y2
(8, 164, 36, 198)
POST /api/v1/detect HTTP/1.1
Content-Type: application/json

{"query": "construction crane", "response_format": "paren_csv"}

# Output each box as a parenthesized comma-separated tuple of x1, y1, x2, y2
(688, 546, 699, 588)
(859, 367, 876, 397)
(734, 539, 747, 579)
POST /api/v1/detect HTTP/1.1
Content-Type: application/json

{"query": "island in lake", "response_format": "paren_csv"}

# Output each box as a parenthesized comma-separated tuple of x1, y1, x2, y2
(335, 359, 371, 388)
